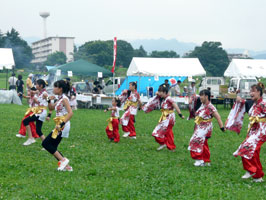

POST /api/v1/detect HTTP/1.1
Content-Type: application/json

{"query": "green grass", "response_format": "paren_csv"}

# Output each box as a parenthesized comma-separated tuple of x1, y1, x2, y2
(0, 104, 265, 199)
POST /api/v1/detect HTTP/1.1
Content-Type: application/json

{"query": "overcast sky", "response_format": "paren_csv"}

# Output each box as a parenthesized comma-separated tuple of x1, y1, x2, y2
(1, 0, 266, 50)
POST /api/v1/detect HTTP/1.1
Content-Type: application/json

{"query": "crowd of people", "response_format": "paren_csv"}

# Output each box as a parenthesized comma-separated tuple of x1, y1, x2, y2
(8, 73, 78, 110)
(103, 80, 265, 183)
(12, 75, 266, 182)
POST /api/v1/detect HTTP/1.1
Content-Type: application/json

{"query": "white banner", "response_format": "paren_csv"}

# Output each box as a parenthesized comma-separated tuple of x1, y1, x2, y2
(68, 71, 73, 77)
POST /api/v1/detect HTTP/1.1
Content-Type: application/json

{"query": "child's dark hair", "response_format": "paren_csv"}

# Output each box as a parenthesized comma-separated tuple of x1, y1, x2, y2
(158, 85, 169, 94)
(18, 75, 22, 80)
(114, 97, 121, 107)
(30, 87, 37, 91)
(127, 82, 137, 97)
(36, 79, 48, 88)
(199, 89, 211, 101)
(54, 80, 71, 94)
(130, 82, 137, 90)
(251, 82, 265, 96)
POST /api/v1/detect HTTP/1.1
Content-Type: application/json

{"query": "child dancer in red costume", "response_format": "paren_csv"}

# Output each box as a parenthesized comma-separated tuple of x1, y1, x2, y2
(105, 97, 121, 143)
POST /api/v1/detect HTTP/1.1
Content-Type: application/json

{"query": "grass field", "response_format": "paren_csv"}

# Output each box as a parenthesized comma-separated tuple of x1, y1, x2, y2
(0, 103, 265, 199)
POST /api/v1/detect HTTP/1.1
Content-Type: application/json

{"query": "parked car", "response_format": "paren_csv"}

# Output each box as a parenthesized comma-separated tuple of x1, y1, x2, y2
(228, 77, 258, 98)
(199, 77, 225, 98)
(73, 81, 93, 94)
(103, 77, 125, 95)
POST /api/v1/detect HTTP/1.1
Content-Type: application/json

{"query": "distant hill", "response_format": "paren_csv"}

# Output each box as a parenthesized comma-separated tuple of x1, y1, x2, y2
(130, 38, 197, 56)
(130, 39, 266, 59)
(253, 54, 266, 59)
(226, 48, 266, 59)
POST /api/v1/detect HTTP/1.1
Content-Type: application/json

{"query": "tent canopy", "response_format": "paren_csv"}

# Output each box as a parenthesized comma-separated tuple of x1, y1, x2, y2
(46, 65, 56, 71)
(0, 48, 15, 70)
(49, 59, 112, 77)
(224, 59, 266, 77)
(127, 57, 206, 77)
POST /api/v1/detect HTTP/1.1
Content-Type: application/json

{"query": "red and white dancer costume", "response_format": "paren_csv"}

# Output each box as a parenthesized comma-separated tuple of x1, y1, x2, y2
(54, 94, 71, 138)
(35, 89, 48, 122)
(227, 98, 266, 179)
(143, 95, 176, 150)
(106, 107, 120, 142)
(225, 100, 246, 134)
(42, 94, 72, 171)
(119, 90, 140, 137)
(18, 95, 39, 138)
(188, 102, 217, 163)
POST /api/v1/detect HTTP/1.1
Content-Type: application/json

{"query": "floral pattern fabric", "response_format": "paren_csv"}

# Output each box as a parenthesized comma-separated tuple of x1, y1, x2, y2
(188, 102, 217, 153)
(225, 100, 246, 134)
(151, 96, 176, 138)
(233, 98, 266, 159)
(119, 90, 140, 126)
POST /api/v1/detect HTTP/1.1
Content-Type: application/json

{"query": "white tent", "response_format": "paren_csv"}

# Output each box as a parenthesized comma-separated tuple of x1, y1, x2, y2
(224, 59, 266, 77)
(0, 48, 15, 70)
(127, 57, 206, 77)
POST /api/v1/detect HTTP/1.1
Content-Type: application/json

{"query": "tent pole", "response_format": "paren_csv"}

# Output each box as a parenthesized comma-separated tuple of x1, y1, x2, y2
(6, 68, 8, 90)
(138, 76, 140, 94)
(126, 77, 128, 91)
(113, 72, 115, 97)
(205, 74, 206, 89)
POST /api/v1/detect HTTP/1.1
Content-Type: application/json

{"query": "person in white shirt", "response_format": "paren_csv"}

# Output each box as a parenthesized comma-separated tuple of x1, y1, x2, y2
(8, 73, 17, 90)
(174, 80, 182, 96)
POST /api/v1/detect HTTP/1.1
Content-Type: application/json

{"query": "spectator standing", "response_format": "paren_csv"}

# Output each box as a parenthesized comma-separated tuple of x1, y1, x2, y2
(26, 74, 33, 95)
(161, 79, 170, 90)
(16, 75, 24, 101)
(26, 74, 33, 104)
(8, 73, 17, 90)
(174, 80, 182, 96)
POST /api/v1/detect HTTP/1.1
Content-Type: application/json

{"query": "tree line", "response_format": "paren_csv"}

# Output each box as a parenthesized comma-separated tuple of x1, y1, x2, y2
(0, 28, 230, 76)
(74, 40, 180, 68)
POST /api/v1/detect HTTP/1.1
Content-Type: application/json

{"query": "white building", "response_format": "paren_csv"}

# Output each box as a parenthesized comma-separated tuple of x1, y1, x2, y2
(31, 37, 75, 64)
(227, 50, 249, 61)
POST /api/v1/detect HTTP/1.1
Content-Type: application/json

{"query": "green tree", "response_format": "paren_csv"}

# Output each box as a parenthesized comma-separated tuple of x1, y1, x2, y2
(116, 40, 135, 67)
(74, 40, 135, 67)
(74, 40, 112, 66)
(187, 41, 229, 76)
(44, 51, 67, 66)
(1, 28, 33, 69)
(150, 50, 179, 58)
(74, 45, 77, 53)
(0, 30, 5, 47)
(134, 45, 147, 57)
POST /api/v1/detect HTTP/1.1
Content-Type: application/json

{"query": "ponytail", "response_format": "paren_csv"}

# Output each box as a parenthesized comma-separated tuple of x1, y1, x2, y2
(36, 79, 47, 88)
(251, 82, 265, 96)
(130, 82, 137, 90)
(114, 97, 121, 107)
(54, 80, 71, 94)
(158, 84, 169, 94)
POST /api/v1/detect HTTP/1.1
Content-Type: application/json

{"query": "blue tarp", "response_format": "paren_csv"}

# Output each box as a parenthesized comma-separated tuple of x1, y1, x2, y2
(115, 76, 187, 96)
(46, 66, 56, 71)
